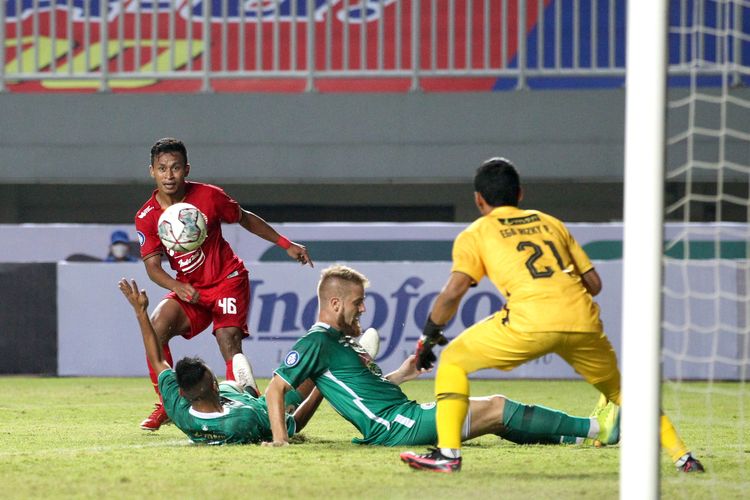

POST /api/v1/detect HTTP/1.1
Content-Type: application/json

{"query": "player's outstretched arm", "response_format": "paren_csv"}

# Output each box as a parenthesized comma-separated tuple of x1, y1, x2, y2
(386, 355, 431, 385)
(415, 271, 473, 370)
(117, 278, 170, 374)
(430, 271, 473, 325)
(238, 209, 313, 267)
(263, 374, 292, 447)
(143, 253, 199, 303)
(292, 386, 325, 433)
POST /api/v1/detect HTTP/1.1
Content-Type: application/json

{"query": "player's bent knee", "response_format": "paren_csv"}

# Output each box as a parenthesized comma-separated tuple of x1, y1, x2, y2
(480, 394, 506, 415)
(216, 327, 243, 342)
(150, 316, 177, 343)
(150, 299, 187, 341)
(215, 327, 244, 355)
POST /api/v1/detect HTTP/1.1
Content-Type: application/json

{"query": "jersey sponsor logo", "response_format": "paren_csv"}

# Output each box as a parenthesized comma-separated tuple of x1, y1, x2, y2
(498, 214, 541, 226)
(137, 231, 145, 246)
(138, 205, 155, 219)
(173, 247, 206, 274)
(192, 428, 229, 444)
(340, 336, 382, 377)
(284, 350, 300, 367)
(420, 402, 436, 410)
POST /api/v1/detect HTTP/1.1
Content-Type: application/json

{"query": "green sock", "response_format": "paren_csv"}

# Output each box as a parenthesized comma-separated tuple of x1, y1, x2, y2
(497, 430, 582, 445)
(496, 429, 563, 445)
(502, 398, 590, 438)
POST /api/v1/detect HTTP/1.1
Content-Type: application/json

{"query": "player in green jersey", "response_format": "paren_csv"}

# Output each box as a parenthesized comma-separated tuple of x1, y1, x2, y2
(264, 265, 619, 449)
(119, 278, 320, 445)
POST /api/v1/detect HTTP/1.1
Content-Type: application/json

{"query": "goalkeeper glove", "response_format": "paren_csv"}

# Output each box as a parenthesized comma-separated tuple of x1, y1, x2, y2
(415, 318, 448, 370)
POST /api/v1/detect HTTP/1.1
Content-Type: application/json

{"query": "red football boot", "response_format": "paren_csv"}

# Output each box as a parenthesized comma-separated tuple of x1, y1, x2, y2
(140, 403, 171, 431)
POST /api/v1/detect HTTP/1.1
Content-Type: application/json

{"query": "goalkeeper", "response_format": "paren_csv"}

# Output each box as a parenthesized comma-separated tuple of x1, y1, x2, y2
(400, 158, 704, 473)
(118, 278, 320, 445)
(263, 265, 621, 449)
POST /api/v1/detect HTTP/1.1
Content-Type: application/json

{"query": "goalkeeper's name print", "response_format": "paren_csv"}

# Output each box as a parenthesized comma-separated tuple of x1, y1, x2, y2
(500, 224, 552, 238)
(499, 224, 552, 239)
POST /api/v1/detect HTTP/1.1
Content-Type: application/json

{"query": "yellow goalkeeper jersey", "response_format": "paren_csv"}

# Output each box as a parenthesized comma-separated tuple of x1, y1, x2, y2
(452, 205, 602, 333)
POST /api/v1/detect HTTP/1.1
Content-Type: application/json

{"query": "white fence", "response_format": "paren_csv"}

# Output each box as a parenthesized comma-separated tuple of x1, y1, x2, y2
(1, 0, 631, 91)
(3, 1, 747, 91)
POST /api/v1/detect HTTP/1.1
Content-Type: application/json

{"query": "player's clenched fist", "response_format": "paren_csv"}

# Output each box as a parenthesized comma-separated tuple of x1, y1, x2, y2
(414, 319, 448, 370)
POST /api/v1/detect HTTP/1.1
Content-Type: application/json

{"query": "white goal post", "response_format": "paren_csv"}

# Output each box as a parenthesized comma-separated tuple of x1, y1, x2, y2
(624, 1, 750, 497)
(621, 1, 668, 498)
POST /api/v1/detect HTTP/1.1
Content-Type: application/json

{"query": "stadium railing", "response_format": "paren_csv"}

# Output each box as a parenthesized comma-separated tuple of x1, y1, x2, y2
(1, 1, 747, 92)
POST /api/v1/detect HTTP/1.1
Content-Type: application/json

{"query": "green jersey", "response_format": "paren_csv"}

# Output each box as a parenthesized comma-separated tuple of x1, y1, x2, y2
(158, 369, 295, 445)
(275, 322, 436, 446)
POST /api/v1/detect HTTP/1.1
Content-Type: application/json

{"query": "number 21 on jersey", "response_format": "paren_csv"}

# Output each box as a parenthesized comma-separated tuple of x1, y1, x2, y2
(517, 240, 565, 279)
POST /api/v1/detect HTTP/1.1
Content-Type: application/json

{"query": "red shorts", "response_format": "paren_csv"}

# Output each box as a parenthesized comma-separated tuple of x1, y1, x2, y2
(166, 270, 250, 339)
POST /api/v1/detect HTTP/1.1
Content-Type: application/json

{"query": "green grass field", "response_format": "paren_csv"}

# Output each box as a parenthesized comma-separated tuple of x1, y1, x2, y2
(0, 377, 744, 499)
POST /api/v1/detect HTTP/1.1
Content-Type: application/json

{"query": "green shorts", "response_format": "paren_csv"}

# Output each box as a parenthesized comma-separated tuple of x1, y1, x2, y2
(353, 401, 438, 447)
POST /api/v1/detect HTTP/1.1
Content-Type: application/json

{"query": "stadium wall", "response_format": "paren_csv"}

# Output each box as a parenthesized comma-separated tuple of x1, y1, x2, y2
(0, 90, 628, 224)
(3, 89, 746, 225)
(0, 91, 627, 184)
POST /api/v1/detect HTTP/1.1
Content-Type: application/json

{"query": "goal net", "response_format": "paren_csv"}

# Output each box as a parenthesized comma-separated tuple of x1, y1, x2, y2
(662, 0, 749, 495)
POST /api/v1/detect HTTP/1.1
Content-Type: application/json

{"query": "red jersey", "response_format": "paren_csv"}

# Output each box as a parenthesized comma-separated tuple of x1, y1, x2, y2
(135, 181, 246, 289)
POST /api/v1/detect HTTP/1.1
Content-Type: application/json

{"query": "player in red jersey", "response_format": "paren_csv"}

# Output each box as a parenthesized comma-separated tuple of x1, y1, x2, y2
(134, 137, 313, 431)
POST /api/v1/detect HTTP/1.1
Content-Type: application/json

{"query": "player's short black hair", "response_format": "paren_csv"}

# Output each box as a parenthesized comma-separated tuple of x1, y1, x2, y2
(150, 137, 188, 165)
(474, 157, 521, 207)
(175, 356, 209, 396)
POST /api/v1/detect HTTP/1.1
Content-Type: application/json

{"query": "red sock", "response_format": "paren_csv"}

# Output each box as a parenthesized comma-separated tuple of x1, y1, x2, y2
(225, 358, 235, 381)
(147, 359, 160, 395)
(146, 344, 174, 399)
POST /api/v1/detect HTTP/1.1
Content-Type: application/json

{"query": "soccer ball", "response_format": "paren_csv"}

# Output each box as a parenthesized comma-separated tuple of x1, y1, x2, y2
(358, 328, 381, 358)
(157, 202, 208, 253)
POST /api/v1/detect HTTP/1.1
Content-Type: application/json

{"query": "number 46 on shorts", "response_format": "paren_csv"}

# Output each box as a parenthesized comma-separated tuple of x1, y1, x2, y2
(218, 297, 237, 314)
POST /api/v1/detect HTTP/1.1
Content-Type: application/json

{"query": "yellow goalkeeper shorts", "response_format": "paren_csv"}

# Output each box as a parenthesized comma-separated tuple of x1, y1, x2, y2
(439, 313, 621, 403)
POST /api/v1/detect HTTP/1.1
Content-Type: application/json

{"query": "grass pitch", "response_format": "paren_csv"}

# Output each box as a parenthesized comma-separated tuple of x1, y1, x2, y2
(0, 378, 741, 499)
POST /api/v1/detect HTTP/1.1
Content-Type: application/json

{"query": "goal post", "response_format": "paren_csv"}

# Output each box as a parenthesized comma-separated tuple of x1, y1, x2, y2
(624, 0, 750, 497)
(621, 1, 669, 498)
